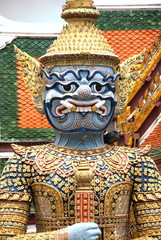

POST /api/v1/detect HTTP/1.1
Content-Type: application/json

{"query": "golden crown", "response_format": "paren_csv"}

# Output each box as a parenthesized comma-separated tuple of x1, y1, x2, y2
(40, 0, 120, 69)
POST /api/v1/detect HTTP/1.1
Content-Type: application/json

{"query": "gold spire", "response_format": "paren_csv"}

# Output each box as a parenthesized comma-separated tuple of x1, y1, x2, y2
(64, 0, 95, 9)
(40, 0, 120, 69)
(61, 0, 99, 23)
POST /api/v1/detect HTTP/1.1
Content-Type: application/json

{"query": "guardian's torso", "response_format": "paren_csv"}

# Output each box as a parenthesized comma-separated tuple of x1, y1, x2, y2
(21, 144, 142, 240)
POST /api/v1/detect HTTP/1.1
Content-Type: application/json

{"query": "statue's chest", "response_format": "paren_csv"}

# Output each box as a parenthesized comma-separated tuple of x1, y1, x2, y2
(18, 144, 145, 238)
(25, 145, 133, 178)
(29, 146, 134, 200)
(31, 169, 133, 236)
(30, 148, 134, 233)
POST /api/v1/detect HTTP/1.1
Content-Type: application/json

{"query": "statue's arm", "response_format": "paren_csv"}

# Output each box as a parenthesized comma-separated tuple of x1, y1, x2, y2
(0, 156, 65, 240)
(9, 223, 101, 240)
(132, 156, 161, 240)
(0, 155, 33, 238)
(0, 195, 31, 238)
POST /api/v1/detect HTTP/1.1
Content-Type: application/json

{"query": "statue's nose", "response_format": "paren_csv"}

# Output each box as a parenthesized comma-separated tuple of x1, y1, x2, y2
(74, 85, 92, 99)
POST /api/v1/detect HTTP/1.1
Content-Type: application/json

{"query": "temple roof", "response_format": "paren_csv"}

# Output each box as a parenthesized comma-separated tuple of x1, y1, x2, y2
(117, 35, 161, 147)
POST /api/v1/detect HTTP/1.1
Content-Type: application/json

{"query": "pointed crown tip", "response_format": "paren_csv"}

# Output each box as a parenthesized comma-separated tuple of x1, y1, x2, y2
(61, 0, 100, 21)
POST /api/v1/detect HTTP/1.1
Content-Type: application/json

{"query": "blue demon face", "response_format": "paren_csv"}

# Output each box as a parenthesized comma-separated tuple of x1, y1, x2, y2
(43, 66, 119, 133)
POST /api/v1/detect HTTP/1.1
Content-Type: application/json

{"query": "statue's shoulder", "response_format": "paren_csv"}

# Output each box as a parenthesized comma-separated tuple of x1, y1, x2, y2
(114, 144, 151, 153)
(11, 143, 52, 156)
(11, 143, 65, 175)
(111, 144, 151, 164)
(11, 143, 53, 165)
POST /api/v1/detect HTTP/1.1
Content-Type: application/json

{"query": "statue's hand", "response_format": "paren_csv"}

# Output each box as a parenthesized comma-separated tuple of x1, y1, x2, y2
(68, 222, 101, 240)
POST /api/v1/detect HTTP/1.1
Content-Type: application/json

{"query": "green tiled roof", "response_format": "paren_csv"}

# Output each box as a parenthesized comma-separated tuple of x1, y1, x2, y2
(96, 10, 161, 30)
(0, 159, 7, 176)
(147, 147, 161, 160)
(0, 38, 55, 142)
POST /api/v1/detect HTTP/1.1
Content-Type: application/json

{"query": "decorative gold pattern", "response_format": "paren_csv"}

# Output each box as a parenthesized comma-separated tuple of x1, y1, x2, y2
(132, 191, 161, 202)
(117, 36, 161, 146)
(103, 182, 132, 240)
(40, 22, 119, 68)
(0, 201, 30, 236)
(63, 0, 97, 12)
(14, 45, 45, 114)
(12, 144, 145, 177)
(40, 0, 119, 68)
(32, 183, 64, 232)
(2, 143, 161, 180)
(131, 196, 161, 239)
(1, 144, 161, 239)
(133, 237, 153, 240)
(61, 0, 100, 20)
(0, 190, 32, 202)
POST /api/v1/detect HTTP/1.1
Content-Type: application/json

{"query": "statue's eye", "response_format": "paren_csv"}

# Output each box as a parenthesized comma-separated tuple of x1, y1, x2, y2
(63, 84, 72, 92)
(61, 84, 77, 93)
(92, 83, 105, 93)
(53, 83, 78, 93)
(95, 84, 102, 92)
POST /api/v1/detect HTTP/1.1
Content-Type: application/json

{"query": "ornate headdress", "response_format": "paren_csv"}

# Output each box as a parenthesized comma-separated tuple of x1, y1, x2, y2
(40, 0, 120, 69)
(14, 0, 120, 113)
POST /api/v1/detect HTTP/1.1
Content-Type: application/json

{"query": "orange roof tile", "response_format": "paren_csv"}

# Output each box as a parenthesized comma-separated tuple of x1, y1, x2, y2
(102, 29, 161, 62)
(141, 122, 161, 148)
(17, 76, 52, 129)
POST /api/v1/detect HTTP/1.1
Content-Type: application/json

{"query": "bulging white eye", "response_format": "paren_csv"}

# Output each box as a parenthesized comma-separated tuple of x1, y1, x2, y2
(92, 83, 105, 93)
(60, 84, 77, 93)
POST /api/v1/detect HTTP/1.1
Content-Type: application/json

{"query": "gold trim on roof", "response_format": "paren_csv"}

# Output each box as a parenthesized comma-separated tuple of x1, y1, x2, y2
(117, 36, 161, 111)
(117, 36, 161, 146)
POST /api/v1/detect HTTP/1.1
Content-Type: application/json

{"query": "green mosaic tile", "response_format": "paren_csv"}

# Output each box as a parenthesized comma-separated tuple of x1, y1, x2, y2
(96, 10, 161, 30)
(0, 159, 8, 176)
(147, 147, 161, 160)
(0, 38, 55, 142)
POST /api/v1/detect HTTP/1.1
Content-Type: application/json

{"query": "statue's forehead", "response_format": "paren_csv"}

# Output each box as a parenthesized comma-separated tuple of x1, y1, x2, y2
(49, 65, 114, 75)
(44, 65, 119, 86)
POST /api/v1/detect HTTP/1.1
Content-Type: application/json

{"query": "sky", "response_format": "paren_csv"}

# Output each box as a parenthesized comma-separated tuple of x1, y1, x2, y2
(0, 0, 160, 34)
(0, 0, 161, 23)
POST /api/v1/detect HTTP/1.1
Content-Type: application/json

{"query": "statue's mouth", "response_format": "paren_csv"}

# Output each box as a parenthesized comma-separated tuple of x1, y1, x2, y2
(56, 99, 107, 116)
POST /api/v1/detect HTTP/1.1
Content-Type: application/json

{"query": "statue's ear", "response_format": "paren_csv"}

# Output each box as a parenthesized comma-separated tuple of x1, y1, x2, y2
(14, 45, 46, 114)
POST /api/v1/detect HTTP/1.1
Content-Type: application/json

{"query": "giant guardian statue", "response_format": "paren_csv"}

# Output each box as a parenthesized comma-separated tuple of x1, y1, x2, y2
(0, 0, 161, 239)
